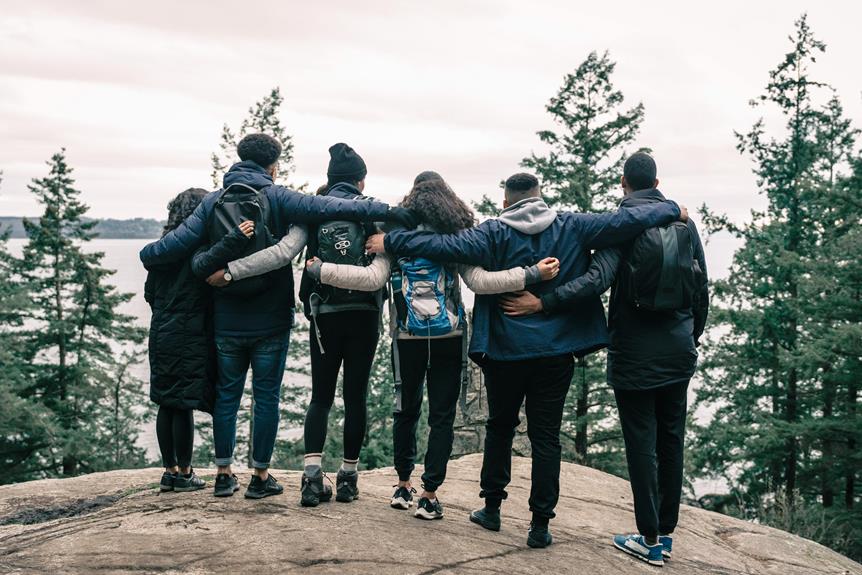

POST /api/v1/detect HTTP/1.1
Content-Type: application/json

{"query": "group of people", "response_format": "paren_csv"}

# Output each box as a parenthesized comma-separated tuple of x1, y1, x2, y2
(141, 132, 708, 566)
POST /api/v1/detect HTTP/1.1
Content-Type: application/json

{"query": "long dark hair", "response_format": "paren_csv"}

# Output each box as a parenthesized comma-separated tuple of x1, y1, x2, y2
(163, 188, 208, 236)
(400, 173, 475, 234)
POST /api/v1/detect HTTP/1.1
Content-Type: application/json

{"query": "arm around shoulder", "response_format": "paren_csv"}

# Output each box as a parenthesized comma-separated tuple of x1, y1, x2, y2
(227, 224, 308, 281)
(320, 254, 392, 292)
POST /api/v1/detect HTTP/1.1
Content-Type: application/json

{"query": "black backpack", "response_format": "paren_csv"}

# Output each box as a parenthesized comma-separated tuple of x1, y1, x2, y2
(621, 221, 702, 311)
(208, 183, 276, 297)
(314, 217, 376, 305)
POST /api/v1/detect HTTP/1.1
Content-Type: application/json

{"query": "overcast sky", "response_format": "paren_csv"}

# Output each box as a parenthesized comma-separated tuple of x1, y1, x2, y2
(1, 1, 860, 276)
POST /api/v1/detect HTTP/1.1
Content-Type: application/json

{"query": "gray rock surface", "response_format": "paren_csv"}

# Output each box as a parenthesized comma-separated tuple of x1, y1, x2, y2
(0, 454, 858, 574)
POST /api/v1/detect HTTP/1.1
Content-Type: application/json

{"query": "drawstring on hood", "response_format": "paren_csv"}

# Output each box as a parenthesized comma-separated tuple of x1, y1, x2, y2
(498, 197, 557, 235)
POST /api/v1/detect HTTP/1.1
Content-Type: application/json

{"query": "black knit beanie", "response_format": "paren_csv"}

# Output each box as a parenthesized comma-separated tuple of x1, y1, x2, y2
(327, 143, 367, 181)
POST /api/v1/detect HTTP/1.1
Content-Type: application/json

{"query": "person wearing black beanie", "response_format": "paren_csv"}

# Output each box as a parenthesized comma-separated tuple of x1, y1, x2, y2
(327, 143, 367, 185)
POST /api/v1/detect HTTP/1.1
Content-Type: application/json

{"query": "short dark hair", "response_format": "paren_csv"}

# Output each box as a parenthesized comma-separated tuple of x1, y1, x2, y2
(237, 133, 282, 169)
(504, 172, 540, 202)
(623, 152, 657, 191)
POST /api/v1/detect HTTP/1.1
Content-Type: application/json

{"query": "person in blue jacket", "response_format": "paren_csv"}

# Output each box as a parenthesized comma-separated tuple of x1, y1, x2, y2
(139, 133, 418, 500)
(366, 172, 686, 549)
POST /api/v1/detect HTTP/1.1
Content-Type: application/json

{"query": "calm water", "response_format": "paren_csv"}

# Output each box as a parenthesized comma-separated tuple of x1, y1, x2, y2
(7, 238, 731, 495)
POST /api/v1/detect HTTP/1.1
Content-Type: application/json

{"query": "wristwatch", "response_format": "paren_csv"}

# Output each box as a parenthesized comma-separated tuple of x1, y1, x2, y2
(223, 267, 233, 283)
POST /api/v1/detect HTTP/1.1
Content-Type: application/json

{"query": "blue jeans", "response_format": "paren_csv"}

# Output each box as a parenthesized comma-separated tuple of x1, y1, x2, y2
(213, 331, 290, 469)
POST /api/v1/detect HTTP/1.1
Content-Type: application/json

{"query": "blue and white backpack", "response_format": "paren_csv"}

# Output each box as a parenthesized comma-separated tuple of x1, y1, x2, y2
(392, 257, 464, 337)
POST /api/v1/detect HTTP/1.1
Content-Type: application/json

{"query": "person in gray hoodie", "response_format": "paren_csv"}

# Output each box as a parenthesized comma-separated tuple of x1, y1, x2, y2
(368, 172, 685, 548)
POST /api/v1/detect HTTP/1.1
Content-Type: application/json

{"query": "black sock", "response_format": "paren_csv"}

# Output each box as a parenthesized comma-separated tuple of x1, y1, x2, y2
(485, 498, 502, 511)
(532, 513, 549, 527)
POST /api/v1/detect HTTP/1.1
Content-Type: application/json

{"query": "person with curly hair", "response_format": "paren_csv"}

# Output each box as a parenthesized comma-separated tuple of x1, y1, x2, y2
(306, 171, 559, 519)
(144, 188, 255, 494)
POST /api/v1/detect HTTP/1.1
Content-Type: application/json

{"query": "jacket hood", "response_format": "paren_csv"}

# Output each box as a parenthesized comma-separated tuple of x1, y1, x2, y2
(223, 161, 274, 190)
(498, 197, 557, 235)
(620, 187, 666, 208)
(325, 181, 362, 199)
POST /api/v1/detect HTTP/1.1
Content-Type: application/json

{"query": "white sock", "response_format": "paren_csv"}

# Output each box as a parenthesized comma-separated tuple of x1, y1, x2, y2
(304, 454, 322, 469)
(341, 458, 358, 472)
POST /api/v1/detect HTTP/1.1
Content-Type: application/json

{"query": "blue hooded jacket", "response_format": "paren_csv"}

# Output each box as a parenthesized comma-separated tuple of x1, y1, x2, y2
(384, 197, 680, 363)
(140, 161, 392, 337)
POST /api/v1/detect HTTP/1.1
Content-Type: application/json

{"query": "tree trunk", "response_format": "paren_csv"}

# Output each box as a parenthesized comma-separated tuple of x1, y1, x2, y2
(822, 370, 835, 508)
(847, 376, 858, 509)
(574, 357, 588, 463)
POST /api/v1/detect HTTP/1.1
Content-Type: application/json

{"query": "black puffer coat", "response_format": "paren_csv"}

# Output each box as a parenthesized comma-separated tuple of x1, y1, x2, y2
(144, 229, 251, 412)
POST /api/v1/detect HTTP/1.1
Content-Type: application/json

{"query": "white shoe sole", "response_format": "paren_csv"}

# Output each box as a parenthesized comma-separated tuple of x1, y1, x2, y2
(414, 507, 443, 520)
(613, 540, 663, 567)
(390, 497, 412, 509)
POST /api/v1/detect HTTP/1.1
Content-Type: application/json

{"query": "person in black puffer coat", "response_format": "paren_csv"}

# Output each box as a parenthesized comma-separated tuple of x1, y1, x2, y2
(144, 187, 254, 493)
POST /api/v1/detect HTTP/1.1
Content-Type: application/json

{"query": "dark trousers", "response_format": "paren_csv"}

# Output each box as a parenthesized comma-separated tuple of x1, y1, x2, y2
(392, 335, 464, 492)
(614, 380, 689, 538)
(156, 406, 194, 469)
(305, 310, 380, 461)
(480, 354, 574, 519)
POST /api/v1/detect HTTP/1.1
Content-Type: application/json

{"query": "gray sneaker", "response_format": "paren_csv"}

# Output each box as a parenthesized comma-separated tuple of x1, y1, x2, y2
(159, 471, 176, 492)
(335, 469, 359, 503)
(300, 467, 333, 507)
(174, 470, 206, 492)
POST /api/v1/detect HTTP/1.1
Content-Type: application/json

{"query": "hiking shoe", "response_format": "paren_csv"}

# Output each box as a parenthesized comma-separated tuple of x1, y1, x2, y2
(159, 471, 176, 492)
(613, 534, 664, 566)
(245, 473, 284, 499)
(174, 470, 206, 492)
(300, 467, 333, 507)
(335, 469, 359, 503)
(659, 535, 673, 560)
(390, 485, 416, 509)
(415, 497, 443, 520)
(527, 522, 553, 549)
(213, 473, 239, 497)
(469, 507, 501, 532)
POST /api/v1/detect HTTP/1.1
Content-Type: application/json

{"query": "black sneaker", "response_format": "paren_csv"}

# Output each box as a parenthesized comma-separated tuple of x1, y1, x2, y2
(469, 507, 501, 532)
(245, 473, 284, 499)
(174, 470, 206, 492)
(390, 485, 416, 509)
(300, 467, 333, 507)
(159, 471, 176, 492)
(527, 522, 553, 549)
(335, 469, 359, 503)
(414, 497, 444, 520)
(213, 473, 240, 497)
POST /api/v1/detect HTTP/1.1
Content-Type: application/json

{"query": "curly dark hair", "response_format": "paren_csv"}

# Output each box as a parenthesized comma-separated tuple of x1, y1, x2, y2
(237, 133, 282, 168)
(401, 175, 475, 234)
(163, 188, 208, 236)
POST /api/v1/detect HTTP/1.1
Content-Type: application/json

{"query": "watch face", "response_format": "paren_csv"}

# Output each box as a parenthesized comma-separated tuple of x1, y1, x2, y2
(224, 272, 232, 282)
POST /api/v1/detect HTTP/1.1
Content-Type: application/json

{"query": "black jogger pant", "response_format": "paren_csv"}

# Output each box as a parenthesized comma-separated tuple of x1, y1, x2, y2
(156, 405, 194, 469)
(392, 334, 464, 492)
(613, 380, 689, 538)
(305, 310, 380, 461)
(479, 354, 574, 519)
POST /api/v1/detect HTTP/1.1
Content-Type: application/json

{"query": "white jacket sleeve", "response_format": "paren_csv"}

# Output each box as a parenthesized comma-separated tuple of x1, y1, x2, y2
(227, 224, 308, 281)
(458, 264, 526, 294)
(320, 254, 392, 292)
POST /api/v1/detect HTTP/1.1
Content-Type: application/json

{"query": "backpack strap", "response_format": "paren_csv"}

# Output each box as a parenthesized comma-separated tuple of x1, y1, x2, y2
(459, 326, 469, 420)
(389, 289, 403, 413)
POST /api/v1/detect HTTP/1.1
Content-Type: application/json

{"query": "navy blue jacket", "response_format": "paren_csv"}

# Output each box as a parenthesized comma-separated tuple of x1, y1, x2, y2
(140, 161, 392, 337)
(384, 199, 680, 363)
(543, 189, 709, 390)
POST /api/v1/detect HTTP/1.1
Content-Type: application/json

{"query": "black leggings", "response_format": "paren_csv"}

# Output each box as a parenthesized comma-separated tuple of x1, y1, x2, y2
(305, 310, 380, 461)
(156, 406, 194, 469)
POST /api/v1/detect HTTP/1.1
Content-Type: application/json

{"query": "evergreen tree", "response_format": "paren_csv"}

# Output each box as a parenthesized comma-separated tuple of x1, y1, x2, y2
(17, 150, 147, 476)
(694, 15, 861, 559)
(485, 51, 645, 473)
(210, 87, 304, 190)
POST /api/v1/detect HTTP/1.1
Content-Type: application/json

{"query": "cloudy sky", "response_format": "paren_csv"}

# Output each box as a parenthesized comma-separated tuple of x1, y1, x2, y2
(1, 1, 860, 275)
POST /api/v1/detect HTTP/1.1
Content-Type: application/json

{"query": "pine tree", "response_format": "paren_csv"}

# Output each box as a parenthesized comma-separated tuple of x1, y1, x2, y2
(210, 87, 304, 190)
(694, 15, 861, 559)
(17, 150, 147, 476)
(494, 51, 645, 473)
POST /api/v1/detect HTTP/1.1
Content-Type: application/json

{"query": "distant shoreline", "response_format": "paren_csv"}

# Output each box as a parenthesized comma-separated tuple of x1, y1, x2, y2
(0, 216, 164, 240)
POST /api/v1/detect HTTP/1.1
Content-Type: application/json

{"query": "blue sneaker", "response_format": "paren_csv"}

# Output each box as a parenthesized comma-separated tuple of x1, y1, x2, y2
(613, 534, 664, 567)
(659, 535, 672, 560)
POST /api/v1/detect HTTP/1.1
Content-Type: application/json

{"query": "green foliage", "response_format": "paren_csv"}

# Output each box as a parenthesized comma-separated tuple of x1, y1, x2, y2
(694, 14, 861, 561)
(3, 150, 149, 480)
(210, 87, 304, 190)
